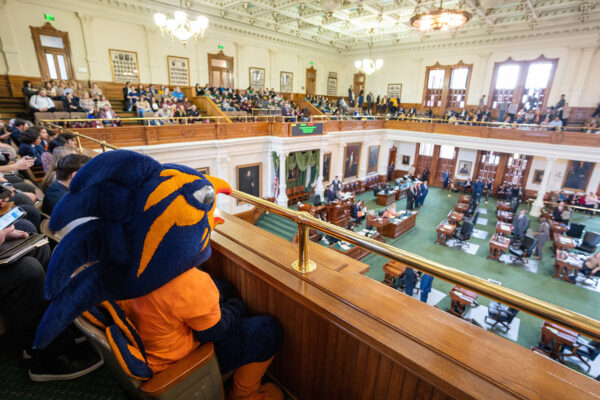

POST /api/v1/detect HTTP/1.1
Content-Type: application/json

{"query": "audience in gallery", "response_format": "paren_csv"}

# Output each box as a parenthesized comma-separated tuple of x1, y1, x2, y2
(42, 153, 90, 215)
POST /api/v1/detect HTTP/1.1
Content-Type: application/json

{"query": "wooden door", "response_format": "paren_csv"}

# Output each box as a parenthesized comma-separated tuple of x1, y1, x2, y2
(208, 51, 234, 89)
(501, 154, 531, 188)
(30, 23, 75, 82)
(433, 146, 457, 186)
(353, 73, 365, 97)
(306, 67, 316, 96)
(387, 146, 397, 181)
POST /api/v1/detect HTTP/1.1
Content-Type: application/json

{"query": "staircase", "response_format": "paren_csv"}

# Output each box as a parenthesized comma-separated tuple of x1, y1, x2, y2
(0, 96, 27, 119)
(255, 212, 298, 242)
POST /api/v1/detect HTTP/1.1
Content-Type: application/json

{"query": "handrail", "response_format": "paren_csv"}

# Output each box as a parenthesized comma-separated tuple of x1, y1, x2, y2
(51, 129, 600, 342)
(229, 189, 600, 342)
(41, 121, 118, 152)
(39, 114, 301, 125)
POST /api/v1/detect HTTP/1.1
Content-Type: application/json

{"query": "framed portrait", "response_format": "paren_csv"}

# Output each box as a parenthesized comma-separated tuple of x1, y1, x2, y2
(109, 49, 139, 83)
(323, 152, 332, 182)
(237, 162, 262, 204)
(532, 169, 544, 184)
(168, 55, 190, 86)
(368, 145, 379, 174)
(343, 143, 362, 180)
(196, 167, 210, 175)
(562, 161, 595, 191)
(402, 155, 410, 165)
(249, 67, 265, 90)
(457, 160, 472, 176)
(327, 72, 337, 96)
(387, 83, 402, 99)
(280, 71, 293, 93)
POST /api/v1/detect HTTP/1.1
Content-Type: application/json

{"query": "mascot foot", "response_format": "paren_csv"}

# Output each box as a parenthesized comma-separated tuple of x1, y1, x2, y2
(228, 357, 283, 400)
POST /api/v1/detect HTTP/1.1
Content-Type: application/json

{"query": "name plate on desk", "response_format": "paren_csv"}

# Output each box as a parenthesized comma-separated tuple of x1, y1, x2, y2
(290, 122, 324, 136)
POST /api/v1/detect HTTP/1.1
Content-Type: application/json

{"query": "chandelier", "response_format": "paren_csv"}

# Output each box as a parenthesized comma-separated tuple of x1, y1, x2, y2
(153, 11, 209, 44)
(410, 0, 471, 32)
(354, 30, 383, 75)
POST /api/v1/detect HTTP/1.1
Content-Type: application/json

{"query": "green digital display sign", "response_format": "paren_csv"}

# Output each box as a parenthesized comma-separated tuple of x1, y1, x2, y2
(290, 123, 324, 136)
(44, 13, 55, 21)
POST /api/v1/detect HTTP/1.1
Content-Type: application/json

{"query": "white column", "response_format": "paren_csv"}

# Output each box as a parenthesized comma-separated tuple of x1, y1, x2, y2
(570, 46, 596, 106)
(530, 157, 554, 217)
(358, 141, 368, 178)
(277, 152, 289, 206)
(215, 154, 232, 212)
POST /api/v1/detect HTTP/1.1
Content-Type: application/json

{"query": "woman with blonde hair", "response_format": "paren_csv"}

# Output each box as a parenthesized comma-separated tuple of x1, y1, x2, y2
(41, 146, 78, 192)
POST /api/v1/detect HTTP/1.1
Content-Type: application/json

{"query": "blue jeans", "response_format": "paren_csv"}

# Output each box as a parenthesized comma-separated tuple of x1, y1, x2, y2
(498, 110, 505, 122)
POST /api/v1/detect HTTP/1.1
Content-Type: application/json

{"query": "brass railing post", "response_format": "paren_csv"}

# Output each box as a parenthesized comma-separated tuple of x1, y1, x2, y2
(291, 214, 316, 273)
(76, 136, 83, 153)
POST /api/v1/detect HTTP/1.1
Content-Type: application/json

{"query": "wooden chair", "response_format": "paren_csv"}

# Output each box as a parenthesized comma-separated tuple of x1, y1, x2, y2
(74, 316, 224, 400)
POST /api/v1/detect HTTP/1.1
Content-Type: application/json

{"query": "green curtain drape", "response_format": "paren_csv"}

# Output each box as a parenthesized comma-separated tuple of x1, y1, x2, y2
(285, 150, 320, 190)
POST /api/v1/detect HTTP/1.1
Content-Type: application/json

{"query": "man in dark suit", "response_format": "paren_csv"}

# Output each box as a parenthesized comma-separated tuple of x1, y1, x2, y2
(331, 175, 342, 194)
(406, 184, 416, 210)
(442, 169, 450, 189)
(512, 209, 530, 243)
(325, 184, 336, 203)
(552, 202, 565, 222)
(472, 179, 483, 203)
(366, 92, 373, 112)
(348, 86, 355, 107)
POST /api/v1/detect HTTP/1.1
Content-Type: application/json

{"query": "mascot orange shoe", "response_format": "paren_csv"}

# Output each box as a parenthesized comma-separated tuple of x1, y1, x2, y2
(33, 150, 283, 400)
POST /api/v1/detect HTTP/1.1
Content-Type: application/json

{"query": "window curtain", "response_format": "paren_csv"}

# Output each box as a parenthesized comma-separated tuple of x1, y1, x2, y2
(285, 150, 320, 189)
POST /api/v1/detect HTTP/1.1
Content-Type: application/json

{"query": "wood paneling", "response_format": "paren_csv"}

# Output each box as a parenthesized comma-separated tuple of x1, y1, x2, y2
(206, 211, 600, 400)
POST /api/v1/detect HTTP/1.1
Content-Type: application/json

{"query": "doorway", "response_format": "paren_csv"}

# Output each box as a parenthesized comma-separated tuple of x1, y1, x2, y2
(387, 146, 397, 180)
(306, 67, 316, 96)
(208, 51, 234, 89)
(30, 23, 75, 82)
(353, 72, 366, 98)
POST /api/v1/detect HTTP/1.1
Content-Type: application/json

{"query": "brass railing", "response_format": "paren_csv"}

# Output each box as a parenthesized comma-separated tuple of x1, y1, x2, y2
(230, 189, 600, 342)
(52, 131, 600, 342)
(41, 121, 119, 153)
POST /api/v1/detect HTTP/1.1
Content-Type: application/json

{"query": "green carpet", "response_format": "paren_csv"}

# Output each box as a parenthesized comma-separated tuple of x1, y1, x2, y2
(259, 187, 600, 377)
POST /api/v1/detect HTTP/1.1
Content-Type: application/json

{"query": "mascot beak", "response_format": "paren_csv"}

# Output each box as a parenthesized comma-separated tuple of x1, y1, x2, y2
(204, 175, 232, 229)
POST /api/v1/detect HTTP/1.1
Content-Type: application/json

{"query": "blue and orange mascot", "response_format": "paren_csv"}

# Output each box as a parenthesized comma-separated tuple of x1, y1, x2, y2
(34, 150, 283, 400)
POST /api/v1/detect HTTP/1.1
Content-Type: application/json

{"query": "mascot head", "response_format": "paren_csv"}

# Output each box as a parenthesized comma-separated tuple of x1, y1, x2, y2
(34, 150, 231, 349)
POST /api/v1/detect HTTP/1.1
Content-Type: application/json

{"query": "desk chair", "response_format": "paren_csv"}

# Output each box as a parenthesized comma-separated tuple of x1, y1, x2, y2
(560, 339, 600, 372)
(567, 223, 585, 240)
(452, 221, 474, 250)
(576, 231, 600, 254)
(509, 235, 537, 264)
(484, 302, 519, 333)
(464, 211, 479, 226)
(74, 317, 224, 400)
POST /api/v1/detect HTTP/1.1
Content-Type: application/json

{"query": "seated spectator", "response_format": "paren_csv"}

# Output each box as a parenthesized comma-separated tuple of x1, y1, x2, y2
(155, 103, 172, 124)
(186, 104, 200, 122)
(123, 81, 135, 111)
(29, 89, 56, 113)
(79, 92, 95, 114)
(42, 153, 90, 215)
(584, 119, 599, 134)
(172, 86, 185, 102)
(22, 80, 37, 98)
(18, 129, 45, 167)
(9, 118, 27, 145)
(548, 115, 563, 130)
(63, 92, 83, 112)
(136, 84, 147, 100)
(44, 82, 57, 98)
(174, 104, 187, 123)
(90, 82, 102, 99)
(148, 84, 158, 98)
(96, 94, 111, 111)
(99, 105, 120, 127)
(150, 96, 160, 112)
(41, 145, 77, 189)
(136, 95, 151, 117)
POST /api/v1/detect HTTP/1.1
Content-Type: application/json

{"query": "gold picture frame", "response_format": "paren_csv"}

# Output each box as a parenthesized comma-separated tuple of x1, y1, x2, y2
(249, 67, 265, 90)
(280, 71, 293, 93)
(323, 152, 332, 182)
(387, 83, 402, 99)
(109, 49, 140, 83)
(367, 145, 379, 174)
(168, 55, 190, 86)
(196, 167, 210, 175)
(236, 162, 262, 204)
(343, 143, 362, 180)
(562, 160, 595, 191)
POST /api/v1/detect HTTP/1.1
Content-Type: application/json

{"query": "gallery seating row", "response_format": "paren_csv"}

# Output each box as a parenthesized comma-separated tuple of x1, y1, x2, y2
(33, 111, 88, 125)
(287, 186, 309, 204)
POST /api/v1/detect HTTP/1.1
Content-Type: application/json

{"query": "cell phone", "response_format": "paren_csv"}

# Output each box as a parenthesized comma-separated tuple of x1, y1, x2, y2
(0, 207, 26, 230)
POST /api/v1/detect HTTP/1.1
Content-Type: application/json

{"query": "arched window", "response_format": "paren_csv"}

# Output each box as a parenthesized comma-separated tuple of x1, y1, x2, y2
(422, 61, 472, 112)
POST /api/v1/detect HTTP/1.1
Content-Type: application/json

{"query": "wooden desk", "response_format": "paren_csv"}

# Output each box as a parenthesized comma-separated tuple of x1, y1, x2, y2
(458, 195, 471, 203)
(326, 200, 353, 227)
(328, 230, 381, 261)
(395, 188, 408, 200)
(553, 233, 576, 251)
(540, 322, 578, 360)
(550, 221, 568, 236)
(380, 211, 418, 238)
(376, 191, 398, 206)
(455, 202, 469, 213)
(382, 260, 408, 287)
(497, 210, 514, 223)
(436, 222, 456, 246)
(554, 250, 582, 282)
(448, 211, 464, 225)
(497, 201, 511, 212)
(496, 221, 513, 236)
(448, 286, 479, 319)
(488, 234, 510, 261)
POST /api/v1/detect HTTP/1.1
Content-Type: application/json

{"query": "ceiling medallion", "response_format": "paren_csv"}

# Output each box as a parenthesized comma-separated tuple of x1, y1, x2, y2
(410, 0, 471, 32)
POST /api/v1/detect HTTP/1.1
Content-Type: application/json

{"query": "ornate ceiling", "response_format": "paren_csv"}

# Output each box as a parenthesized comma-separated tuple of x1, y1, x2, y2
(147, 0, 599, 50)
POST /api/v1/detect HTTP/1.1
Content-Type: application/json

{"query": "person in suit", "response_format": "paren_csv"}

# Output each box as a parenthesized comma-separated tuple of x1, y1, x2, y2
(442, 169, 450, 189)
(351, 200, 366, 224)
(366, 92, 373, 112)
(387, 161, 395, 181)
(348, 86, 355, 107)
(406, 184, 416, 210)
(419, 274, 434, 303)
(512, 209, 530, 243)
(313, 194, 322, 207)
(552, 202, 565, 222)
(325, 184, 336, 203)
(417, 181, 429, 207)
(472, 179, 483, 203)
(331, 175, 342, 194)
(533, 217, 550, 259)
(483, 179, 492, 202)
(421, 168, 430, 183)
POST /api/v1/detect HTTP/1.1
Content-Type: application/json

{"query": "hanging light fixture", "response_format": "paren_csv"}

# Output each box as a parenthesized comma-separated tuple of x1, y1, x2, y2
(410, 0, 471, 32)
(354, 29, 383, 75)
(153, 10, 209, 45)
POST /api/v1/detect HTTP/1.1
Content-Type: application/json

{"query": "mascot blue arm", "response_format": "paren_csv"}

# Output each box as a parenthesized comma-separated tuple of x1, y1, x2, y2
(34, 150, 231, 349)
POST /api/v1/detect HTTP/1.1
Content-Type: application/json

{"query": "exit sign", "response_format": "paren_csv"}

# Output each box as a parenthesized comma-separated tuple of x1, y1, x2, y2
(218, 44, 223, 49)
(44, 13, 55, 21)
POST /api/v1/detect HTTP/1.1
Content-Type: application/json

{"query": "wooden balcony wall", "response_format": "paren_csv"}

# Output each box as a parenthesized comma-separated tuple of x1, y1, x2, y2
(206, 210, 600, 400)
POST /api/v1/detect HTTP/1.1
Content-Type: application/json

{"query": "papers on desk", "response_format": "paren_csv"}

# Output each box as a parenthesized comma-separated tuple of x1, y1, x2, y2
(559, 236, 573, 244)
(338, 242, 352, 250)
(359, 229, 376, 238)
(442, 224, 454, 230)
